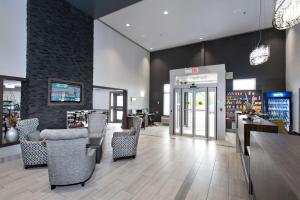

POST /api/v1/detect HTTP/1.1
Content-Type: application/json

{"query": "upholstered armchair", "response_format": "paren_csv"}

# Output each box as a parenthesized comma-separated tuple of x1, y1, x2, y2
(40, 128, 96, 190)
(111, 117, 142, 161)
(17, 118, 47, 168)
(88, 113, 106, 138)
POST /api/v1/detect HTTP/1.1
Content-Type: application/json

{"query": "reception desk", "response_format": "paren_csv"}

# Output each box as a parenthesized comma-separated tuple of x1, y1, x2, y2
(237, 115, 278, 155)
(250, 132, 300, 200)
(236, 115, 278, 190)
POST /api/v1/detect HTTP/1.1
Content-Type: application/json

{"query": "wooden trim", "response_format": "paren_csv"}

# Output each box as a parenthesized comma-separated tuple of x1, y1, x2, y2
(109, 91, 124, 123)
(0, 75, 26, 81)
(0, 78, 3, 146)
(122, 90, 128, 129)
(48, 78, 84, 106)
(93, 85, 124, 91)
(0, 76, 24, 147)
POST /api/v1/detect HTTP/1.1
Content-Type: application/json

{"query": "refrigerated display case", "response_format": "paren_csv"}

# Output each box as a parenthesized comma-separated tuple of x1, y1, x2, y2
(263, 91, 292, 131)
(226, 90, 262, 129)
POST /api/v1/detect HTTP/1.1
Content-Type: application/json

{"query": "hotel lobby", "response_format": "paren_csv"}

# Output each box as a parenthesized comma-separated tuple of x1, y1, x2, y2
(0, 0, 300, 200)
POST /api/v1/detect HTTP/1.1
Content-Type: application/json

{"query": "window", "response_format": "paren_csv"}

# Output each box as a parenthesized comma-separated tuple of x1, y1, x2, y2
(163, 84, 170, 115)
(233, 78, 256, 90)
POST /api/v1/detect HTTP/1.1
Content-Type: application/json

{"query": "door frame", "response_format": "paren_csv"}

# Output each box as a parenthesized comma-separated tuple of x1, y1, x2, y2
(93, 85, 128, 129)
(208, 87, 217, 139)
(194, 87, 208, 138)
(109, 91, 124, 123)
(0, 75, 26, 148)
(181, 88, 194, 136)
(173, 87, 217, 139)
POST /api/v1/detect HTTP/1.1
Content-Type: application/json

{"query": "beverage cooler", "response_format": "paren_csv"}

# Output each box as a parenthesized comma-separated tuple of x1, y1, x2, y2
(263, 92, 292, 131)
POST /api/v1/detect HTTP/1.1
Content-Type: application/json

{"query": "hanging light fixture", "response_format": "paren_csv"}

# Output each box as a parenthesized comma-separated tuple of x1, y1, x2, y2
(249, 0, 270, 66)
(273, 0, 300, 30)
(250, 45, 270, 66)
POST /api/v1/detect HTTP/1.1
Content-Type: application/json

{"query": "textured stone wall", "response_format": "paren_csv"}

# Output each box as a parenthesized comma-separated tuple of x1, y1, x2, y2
(22, 0, 93, 129)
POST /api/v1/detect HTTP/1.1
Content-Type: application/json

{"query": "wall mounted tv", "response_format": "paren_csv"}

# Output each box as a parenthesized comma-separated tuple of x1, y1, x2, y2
(48, 79, 83, 105)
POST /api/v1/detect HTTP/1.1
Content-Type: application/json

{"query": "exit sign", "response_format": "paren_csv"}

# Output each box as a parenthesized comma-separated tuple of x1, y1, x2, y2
(185, 67, 199, 74)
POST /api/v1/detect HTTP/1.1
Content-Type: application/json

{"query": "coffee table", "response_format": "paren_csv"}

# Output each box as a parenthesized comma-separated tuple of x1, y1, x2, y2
(86, 137, 103, 164)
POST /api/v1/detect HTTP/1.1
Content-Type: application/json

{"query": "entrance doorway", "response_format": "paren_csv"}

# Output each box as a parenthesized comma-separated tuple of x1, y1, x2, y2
(109, 91, 124, 123)
(93, 86, 128, 128)
(174, 87, 216, 138)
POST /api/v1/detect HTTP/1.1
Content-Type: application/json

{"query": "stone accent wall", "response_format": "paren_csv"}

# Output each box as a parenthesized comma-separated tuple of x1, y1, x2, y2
(22, 0, 93, 129)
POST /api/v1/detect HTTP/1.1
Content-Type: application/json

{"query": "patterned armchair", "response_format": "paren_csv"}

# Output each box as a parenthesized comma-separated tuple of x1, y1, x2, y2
(111, 117, 142, 161)
(17, 118, 47, 168)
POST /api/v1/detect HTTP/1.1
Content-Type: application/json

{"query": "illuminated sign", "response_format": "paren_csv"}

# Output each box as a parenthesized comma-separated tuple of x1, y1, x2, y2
(265, 92, 292, 98)
(185, 67, 199, 74)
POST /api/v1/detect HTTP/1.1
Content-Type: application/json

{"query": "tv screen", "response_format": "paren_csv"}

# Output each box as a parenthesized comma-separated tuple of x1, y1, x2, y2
(50, 82, 82, 103)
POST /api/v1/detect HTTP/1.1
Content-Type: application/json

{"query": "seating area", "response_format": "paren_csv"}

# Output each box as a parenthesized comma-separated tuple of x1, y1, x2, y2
(13, 114, 142, 189)
(1, 0, 300, 199)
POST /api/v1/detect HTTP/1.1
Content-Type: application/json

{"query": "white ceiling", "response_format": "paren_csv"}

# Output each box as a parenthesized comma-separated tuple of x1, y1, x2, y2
(100, 0, 275, 52)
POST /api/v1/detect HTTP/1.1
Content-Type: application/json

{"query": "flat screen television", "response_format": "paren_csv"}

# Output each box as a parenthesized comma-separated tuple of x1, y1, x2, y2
(49, 79, 83, 105)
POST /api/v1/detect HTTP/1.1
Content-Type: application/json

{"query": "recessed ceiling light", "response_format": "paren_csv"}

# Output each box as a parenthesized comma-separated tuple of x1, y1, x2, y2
(199, 37, 203, 40)
(150, 48, 153, 50)
(163, 10, 169, 15)
(126, 23, 131, 27)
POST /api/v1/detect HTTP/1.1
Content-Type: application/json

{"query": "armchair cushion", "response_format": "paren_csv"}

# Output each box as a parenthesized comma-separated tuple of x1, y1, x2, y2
(28, 131, 42, 141)
(41, 128, 88, 141)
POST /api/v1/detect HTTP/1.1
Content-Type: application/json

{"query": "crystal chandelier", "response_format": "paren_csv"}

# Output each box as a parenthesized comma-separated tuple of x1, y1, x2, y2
(249, 0, 270, 66)
(273, 0, 300, 30)
(250, 45, 270, 66)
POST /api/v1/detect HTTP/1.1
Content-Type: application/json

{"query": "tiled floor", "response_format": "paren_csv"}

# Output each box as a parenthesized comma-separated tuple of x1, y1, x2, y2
(0, 124, 248, 200)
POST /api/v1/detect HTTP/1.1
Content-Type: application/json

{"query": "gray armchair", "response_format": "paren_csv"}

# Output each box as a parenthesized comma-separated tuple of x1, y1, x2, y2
(88, 113, 106, 138)
(40, 128, 96, 190)
(111, 117, 142, 161)
(17, 118, 47, 168)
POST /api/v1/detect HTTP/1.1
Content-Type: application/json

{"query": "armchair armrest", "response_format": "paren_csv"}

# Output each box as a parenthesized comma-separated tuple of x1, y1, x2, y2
(86, 148, 96, 158)
(20, 140, 46, 147)
(84, 148, 96, 166)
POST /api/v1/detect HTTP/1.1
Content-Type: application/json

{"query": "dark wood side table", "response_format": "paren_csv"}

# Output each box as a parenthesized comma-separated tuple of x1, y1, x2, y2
(86, 137, 103, 164)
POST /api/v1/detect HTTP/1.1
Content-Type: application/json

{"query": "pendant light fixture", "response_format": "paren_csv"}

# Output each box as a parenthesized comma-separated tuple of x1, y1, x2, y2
(249, 0, 270, 66)
(273, 0, 300, 30)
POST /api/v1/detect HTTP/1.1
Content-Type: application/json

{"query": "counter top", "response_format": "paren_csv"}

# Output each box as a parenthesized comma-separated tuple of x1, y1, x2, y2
(237, 115, 278, 155)
(251, 132, 300, 199)
(239, 115, 276, 126)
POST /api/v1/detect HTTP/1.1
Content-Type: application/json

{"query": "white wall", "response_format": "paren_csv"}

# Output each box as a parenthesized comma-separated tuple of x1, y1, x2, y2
(286, 25, 300, 132)
(93, 20, 150, 110)
(0, 0, 27, 78)
(93, 88, 110, 110)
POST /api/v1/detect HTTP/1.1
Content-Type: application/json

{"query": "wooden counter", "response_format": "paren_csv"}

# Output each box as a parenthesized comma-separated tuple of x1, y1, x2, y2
(237, 115, 278, 155)
(236, 115, 278, 191)
(250, 132, 300, 200)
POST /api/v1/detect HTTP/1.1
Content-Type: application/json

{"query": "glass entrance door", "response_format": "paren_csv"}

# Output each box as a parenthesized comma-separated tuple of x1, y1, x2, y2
(194, 89, 207, 137)
(174, 88, 181, 135)
(208, 88, 217, 139)
(182, 89, 193, 135)
(174, 87, 217, 138)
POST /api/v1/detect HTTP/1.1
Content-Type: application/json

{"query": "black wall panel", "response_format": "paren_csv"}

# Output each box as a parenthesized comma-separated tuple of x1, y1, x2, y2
(150, 28, 286, 121)
(22, 0, 94, 130)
